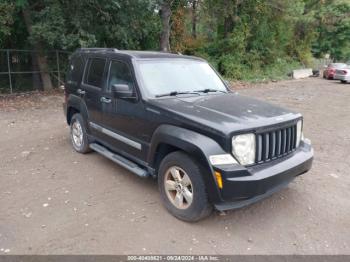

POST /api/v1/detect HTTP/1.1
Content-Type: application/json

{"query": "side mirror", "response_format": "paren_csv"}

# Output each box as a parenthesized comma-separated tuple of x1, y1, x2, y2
(111, 84, 135, 99)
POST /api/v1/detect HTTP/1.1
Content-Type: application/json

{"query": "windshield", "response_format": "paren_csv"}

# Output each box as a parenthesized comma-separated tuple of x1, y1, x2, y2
(137, 60, 228, 97)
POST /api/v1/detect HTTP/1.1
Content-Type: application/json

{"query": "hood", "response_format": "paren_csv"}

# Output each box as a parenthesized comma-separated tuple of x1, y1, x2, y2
(147, 93, 301, 135)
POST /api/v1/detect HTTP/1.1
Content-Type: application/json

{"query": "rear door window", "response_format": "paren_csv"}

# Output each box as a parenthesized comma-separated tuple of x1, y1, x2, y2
(85, 58, 106, 88)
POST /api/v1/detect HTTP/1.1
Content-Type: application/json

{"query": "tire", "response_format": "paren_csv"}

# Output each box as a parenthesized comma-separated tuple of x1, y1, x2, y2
(70, 113, 91, 154)
(158, 151, 213, 222)
(341, 80, 347, 83)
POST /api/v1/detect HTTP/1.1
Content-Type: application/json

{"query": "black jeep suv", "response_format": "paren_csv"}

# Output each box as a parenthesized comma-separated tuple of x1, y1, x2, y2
(63, 48, 313, 221)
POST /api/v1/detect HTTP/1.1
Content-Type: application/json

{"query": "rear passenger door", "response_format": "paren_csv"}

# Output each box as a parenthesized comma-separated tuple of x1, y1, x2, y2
(81, 57, 107, 137)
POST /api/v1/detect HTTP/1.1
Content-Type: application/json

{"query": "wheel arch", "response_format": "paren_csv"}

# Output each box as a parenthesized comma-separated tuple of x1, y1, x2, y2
(152, 143, 181, 174)
(67, 107, 79, 125)
(148, 124, 228, 203)
(66, 95, 89, 128)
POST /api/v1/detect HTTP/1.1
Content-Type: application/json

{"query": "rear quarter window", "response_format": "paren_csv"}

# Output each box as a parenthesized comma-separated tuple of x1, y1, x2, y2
(67, 55, 84, 84)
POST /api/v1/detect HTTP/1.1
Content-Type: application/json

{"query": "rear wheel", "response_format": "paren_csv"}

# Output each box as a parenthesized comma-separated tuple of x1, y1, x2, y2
(70, 113, 91, 154)
(341, 80, 347, 83)
(158, 151, 213, 222)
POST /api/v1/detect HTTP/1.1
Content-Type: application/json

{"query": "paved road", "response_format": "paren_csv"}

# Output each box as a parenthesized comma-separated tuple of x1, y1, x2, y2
(0, 78, 349, 254)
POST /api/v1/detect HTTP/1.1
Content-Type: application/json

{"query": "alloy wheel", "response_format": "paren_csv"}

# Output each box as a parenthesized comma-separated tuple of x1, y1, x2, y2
(164, 166, 193, 209)
(71, 120, 83, 148)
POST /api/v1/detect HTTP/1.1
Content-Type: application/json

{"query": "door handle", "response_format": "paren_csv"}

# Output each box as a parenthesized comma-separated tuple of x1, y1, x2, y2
(100, 97, 112, 103)
(77, 89, 86, 95)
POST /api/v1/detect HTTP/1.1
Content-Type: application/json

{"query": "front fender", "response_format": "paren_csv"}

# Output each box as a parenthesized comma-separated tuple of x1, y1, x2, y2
(148, 124, 228, 203)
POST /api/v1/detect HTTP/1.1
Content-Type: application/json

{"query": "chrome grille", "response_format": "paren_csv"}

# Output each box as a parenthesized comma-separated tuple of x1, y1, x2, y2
(256, 124, 297, 163)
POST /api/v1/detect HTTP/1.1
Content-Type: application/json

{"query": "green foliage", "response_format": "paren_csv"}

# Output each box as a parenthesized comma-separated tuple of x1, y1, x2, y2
(190, 0, 310, 80)
(189, 0, 349, 80)
(1, 0, 349, 82)
(28, 0, 161, 50)
(1, 0, 161, 50)
(0, 2, 15, 46)
(313, 1, 350, 61)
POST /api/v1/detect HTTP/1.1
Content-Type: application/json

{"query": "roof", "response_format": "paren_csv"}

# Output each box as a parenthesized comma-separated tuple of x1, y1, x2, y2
(75, 48, 204, 61)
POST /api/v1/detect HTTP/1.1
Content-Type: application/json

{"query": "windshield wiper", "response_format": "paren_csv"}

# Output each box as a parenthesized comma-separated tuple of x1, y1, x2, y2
(195, 88, 227, 93)
(155, 91, 200, 98)
(155, 89, 226, 98)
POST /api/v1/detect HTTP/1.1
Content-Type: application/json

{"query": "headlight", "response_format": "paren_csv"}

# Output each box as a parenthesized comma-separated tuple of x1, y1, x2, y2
(232, 133, 256, 165)
(296, 120, 303, 147)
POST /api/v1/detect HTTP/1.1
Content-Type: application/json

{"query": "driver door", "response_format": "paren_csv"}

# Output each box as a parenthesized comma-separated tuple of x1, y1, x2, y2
(101, 59, 148, 161)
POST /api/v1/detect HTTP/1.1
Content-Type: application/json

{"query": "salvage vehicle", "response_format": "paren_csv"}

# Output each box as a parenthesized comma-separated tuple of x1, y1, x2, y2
(63, 48, 313, 221)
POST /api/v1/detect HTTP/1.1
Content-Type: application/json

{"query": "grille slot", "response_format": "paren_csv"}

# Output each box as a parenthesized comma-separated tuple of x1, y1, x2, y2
(256, 124, 297, 163)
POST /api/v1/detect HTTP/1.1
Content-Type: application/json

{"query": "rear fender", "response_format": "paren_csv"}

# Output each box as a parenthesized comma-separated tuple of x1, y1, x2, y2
(66, 95, 90, 132)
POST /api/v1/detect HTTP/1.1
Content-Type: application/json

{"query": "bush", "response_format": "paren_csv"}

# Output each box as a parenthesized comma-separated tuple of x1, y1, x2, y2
(195, 48, 301, 82)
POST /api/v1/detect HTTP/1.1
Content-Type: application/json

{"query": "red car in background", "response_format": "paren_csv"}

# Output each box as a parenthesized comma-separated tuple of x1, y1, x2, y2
(323, 63, 347, 79)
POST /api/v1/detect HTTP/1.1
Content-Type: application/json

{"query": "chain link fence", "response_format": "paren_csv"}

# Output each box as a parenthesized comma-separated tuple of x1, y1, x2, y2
(0, 49, 70, 94)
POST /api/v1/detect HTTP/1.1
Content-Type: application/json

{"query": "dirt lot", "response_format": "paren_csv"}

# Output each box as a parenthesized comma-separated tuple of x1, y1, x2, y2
(0, 78, 349, 255)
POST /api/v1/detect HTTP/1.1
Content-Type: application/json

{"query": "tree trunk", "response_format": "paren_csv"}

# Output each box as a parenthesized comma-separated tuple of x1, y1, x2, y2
(222, 0, 242, 39)
(191, 0, 198, 39)
(160, 0, 172, 52)
(223, 15, 234, 38)
(30, 52, 43, 91)
(22, 7, 53, 90)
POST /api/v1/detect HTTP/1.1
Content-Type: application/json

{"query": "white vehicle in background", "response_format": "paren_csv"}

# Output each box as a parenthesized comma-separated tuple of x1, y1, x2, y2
(334, 66, 350, 83)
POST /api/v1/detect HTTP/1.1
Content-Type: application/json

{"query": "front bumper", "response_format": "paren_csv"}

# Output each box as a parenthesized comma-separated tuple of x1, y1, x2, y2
(213, 140, 313, 211)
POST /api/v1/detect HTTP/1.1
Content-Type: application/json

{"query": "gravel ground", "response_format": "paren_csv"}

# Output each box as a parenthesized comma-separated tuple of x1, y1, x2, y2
(0, 78, 349, 255)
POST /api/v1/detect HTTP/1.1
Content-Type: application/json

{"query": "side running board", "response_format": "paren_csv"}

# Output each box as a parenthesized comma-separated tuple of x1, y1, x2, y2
(89, 143, 149, 178)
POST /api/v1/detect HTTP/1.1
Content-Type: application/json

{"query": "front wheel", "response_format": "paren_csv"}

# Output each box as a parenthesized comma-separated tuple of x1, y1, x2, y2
(158, 151, 213, 222)
(70, 113, 91, 154)
(341, 80, 347, 83)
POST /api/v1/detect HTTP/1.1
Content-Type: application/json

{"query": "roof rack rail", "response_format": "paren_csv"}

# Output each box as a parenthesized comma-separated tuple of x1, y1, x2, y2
(78, 48, 119, 52)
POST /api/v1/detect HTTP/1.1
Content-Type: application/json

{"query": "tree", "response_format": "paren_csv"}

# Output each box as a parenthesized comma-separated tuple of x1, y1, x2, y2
(1, 0, 350, 87)
(159, 0, 174, 51)
(1, 0, 161, 91)
(190, 0, 200, 38)
(22, 2, 53, 90)
(0, 2, 15, 47)
(312, 1, 350, 60)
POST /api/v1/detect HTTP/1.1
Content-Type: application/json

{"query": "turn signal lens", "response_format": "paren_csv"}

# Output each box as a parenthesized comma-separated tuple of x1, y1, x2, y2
(215, 171, 223, 189)
(209, 154, 238, 166)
